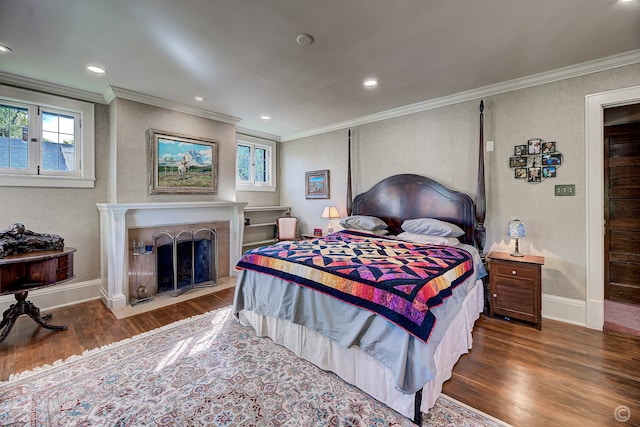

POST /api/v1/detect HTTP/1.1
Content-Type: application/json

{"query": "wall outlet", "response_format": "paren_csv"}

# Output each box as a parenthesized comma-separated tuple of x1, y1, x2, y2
(555, 184, 575, 196)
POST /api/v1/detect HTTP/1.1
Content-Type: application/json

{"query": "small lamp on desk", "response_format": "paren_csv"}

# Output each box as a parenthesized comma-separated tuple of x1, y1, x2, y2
(508, 219, 526, 257)
(321, 206, 340, 234)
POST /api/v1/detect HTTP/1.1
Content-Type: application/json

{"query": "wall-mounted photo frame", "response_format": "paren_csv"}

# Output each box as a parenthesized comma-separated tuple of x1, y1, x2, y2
(147, 129, 218, 194)
(528, 138, 542, 155)
(509, 138, 563, 184)
(515, 168, 527, 179)
(509, 156, 527, 168)
(528, 167, 542, 183)
(542, 141, 556, 154)
(543, 166, 557, 178)
(543, 153, 562, 166)
(305, 169, 330, 199)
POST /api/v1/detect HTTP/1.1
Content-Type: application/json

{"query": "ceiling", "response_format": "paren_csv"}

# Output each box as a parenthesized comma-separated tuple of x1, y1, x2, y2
(0, 0, 639, 141)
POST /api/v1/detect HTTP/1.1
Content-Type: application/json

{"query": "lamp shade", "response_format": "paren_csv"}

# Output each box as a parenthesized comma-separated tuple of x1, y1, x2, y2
(508, 219, 526, 239)
(321, 206, 340, 219)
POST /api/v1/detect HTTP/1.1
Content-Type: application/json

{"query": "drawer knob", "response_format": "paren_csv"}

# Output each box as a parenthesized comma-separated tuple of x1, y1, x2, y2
(492, 293, 498, 298)
(512, 270, 517, 275)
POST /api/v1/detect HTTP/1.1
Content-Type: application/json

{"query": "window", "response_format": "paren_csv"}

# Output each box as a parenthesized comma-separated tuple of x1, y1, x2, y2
(0, 85, 95, 188)
(236, 134, 276, 192)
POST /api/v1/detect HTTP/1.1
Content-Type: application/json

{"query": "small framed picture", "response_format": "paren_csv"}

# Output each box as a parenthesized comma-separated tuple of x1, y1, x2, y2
(542, 141, 556, 154)
(515, 168, 527, 179)
(543, 166, 557, 178)
(528, 138, 542, 155)
(305, 169, 330, 199)
(313, 228, 323, 237)
(543, 153, 562, 166)
(528, 167, 542, 183)
(514, 145, 527, 156)
(509, 156, 527, 168)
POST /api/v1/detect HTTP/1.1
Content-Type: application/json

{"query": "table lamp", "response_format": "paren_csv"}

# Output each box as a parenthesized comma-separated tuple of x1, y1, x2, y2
(508, 219, 526, 257)
(321, 206, 340, 233)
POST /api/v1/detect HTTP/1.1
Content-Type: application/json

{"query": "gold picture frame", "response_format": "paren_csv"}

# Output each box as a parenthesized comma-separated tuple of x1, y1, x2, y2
(147, 129, 218, 194)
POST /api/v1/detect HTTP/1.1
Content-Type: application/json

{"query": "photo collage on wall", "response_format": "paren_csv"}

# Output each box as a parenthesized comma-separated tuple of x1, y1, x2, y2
(509, 138, 562, 183)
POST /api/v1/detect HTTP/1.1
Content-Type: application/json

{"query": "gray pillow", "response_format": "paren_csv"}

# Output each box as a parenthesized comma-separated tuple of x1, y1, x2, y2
(401, 218, 465, 237)
(340, 215, 388, 231)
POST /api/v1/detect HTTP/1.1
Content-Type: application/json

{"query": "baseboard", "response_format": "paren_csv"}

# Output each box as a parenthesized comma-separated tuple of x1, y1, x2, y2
(542, 293, 586, 327)
(0, 279, 102, 313)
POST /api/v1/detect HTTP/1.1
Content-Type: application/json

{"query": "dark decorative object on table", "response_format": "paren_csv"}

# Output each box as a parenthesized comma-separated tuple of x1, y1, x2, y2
(0, 223, 64, 258)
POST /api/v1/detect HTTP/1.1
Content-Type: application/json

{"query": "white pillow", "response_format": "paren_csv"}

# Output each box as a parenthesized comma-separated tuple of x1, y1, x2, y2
(396, 232, 459, 246)
(401, 218, 465, 237)
(340, 215, 388, 231)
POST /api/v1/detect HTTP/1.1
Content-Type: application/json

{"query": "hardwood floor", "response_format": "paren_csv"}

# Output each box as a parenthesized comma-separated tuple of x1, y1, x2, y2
(1, 289, 639, 427)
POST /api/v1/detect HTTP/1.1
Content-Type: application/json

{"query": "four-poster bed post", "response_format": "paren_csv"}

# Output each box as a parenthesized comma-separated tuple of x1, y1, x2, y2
(475, 100, 486, 256)
(346, 129, 353, 216)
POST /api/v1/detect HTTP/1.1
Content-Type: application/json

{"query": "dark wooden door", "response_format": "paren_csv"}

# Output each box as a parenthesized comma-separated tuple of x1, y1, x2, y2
(604, 122, 640, 305)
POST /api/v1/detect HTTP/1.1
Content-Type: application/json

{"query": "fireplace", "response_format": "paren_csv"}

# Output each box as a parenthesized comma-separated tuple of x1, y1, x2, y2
(154, 228, 218, 296)
(97, 201, 246, 310)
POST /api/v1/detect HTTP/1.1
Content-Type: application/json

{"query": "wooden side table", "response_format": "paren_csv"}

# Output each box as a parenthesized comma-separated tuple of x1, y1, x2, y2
(488, 251, 544, 330)
(0, 247, 76, 343)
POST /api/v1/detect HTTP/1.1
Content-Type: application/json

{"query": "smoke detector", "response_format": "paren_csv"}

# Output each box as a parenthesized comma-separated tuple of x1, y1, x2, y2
(296, 33, 314, 46)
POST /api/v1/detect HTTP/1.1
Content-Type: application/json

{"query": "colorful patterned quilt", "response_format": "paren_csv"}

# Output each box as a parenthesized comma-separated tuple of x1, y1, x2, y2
(236, 230, 475, 342)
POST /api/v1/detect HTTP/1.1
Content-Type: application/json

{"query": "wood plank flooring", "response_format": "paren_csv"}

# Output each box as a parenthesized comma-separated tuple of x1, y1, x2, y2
(1, 289, 639, 427)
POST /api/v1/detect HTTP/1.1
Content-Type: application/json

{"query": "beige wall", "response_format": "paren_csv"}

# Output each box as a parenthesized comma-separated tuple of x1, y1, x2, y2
(280, 63, 640, 302)
(110, 98, 238, 202)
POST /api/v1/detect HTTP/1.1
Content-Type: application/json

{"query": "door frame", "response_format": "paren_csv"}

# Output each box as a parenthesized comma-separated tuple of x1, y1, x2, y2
(585, 84, 640, 330)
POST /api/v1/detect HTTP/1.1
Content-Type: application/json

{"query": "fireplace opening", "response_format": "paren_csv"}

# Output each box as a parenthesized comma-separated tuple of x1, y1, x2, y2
(154, 228, 218, 296)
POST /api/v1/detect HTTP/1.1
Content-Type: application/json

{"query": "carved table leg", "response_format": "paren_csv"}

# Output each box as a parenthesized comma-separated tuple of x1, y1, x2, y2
(0, 291, 67, 344)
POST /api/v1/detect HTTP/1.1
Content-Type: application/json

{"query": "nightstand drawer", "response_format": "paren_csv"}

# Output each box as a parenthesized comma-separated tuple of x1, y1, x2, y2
(493, 262, 538, 280)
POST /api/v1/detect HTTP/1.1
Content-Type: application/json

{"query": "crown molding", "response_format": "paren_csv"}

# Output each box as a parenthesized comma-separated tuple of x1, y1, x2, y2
(280, 49, 640, 142)
(0, 72, 107, 104)
(236, 127, 281, 142)
(103, 86, 241, 125)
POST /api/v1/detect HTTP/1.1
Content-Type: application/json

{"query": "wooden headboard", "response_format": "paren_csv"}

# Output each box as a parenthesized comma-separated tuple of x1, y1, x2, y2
(351, 174, 476, 245)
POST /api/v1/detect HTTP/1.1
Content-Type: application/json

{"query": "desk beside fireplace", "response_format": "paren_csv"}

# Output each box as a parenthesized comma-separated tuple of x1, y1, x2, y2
(0, 247, 76, 343)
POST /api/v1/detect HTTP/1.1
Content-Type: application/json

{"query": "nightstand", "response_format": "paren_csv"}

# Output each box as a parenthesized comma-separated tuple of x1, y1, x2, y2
(487, 251, 544, 330)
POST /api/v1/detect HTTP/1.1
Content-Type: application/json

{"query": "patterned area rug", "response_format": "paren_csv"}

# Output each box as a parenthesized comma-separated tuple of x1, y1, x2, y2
(0, 307, 509, 426)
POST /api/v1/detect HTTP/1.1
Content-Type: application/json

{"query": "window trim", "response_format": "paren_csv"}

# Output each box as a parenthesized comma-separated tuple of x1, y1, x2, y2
(0, 84, 95, 188)
(236, 134, 276, 192)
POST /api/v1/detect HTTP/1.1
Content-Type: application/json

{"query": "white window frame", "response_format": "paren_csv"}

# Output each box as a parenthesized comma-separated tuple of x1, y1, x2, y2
(236, 134, 276, 192)
(0, 84, 95, 188)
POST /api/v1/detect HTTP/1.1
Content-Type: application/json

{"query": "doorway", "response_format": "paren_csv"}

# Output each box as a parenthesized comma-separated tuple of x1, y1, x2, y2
(585, 85, 640, 331)
(603, 106, 640, 335)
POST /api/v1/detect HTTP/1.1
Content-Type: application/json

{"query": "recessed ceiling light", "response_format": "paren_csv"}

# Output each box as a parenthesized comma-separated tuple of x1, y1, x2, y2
(363, 78, 378, 88)
(87, 65, 107, 74)
(194, 95, 205, 102)
(0, 44, 12, 53)
(260, 115, 271, 121)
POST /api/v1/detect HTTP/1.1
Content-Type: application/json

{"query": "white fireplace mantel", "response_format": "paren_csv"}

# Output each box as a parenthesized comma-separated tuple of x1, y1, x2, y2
(97, 201, 247, 309)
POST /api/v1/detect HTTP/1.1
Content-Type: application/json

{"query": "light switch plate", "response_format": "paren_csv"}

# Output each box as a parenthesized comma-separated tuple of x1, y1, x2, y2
(555, 184, 575, 196)
(486, 140, 494, 152)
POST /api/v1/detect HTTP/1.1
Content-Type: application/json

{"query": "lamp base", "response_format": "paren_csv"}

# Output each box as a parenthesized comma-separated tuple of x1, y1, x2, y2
(510, 238, 524, 257)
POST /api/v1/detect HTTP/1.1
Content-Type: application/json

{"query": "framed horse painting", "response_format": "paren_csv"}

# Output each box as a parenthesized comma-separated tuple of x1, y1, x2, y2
(147, 129, 218, 194)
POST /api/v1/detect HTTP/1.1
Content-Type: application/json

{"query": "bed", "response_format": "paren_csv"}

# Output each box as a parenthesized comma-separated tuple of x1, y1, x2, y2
(234, 104, 487, 423)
